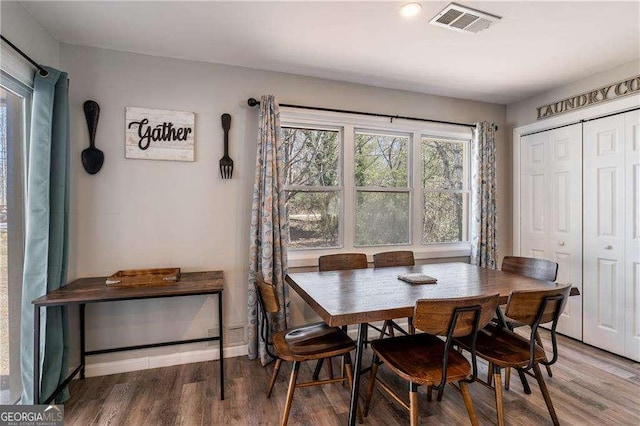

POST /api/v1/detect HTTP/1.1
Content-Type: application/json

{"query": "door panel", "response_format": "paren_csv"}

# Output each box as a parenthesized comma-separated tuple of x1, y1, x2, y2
(625, 110, 640, 361)
(584, 114, 626, 354)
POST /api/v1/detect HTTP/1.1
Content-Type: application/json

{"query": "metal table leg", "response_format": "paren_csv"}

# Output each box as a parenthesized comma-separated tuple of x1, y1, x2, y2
(348, 323, 367, 426)
(80, 304, 86, 379)
(33, 305, 40, 404)
(218, 292, 225, 400)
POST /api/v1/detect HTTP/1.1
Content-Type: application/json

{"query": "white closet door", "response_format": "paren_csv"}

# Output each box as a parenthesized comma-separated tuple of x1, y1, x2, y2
(521, 131, 550, 259)
(548, 124, 582, 339)
(520, 124, 582, 339)
(583, 114, 626, 355)
(625, 110, 640, 361)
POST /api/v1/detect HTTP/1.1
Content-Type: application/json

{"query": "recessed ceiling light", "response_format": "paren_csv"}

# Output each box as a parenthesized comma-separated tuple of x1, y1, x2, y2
(399, 2, 423, 18)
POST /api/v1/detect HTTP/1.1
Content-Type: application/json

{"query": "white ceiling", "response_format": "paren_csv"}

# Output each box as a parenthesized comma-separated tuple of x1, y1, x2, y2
(21, 0, 640, 104)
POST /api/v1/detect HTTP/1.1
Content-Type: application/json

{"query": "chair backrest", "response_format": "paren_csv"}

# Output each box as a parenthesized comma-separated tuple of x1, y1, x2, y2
(505, 284, 572, 327)
(413, 293, 500, 389)
(501, 256, 558, 282)
(255, 272, 280, 314)
(318, 253, 368, 272)
(505, 284, 572, 368)
(413, 294, 500, 337)
(253, 272, 280, 359)
(373, 251, 415, 268)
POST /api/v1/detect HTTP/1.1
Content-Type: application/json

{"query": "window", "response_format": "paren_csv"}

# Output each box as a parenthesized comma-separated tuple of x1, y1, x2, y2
(0, 73, 29, 404)
(421, 138, 469, 244)
(283, 127, 342, 249)
(281, 110, 471, 255)
(354, 131, 410, 246)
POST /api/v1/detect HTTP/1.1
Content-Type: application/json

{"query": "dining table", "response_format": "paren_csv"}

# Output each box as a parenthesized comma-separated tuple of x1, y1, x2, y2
(285, 262, 580, 426)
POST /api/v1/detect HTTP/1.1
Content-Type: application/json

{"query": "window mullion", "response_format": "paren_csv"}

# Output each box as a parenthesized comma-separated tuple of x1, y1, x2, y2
(343, 124, 355, 249)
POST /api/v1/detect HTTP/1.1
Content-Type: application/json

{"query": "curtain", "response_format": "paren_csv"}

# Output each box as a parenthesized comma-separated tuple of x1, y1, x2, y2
(20, 67, 70, 404)
(246, 95, 290, 365)
(470, 121, 498, 269)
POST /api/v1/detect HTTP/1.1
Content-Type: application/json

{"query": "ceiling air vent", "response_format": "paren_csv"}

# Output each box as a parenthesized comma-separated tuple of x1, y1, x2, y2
(429, 2, 501, 34)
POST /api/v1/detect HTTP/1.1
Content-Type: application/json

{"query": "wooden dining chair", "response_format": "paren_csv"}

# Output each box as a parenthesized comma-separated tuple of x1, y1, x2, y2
(501, 256, 559, 385)
(373, 250, 416, 337)
(455, 284, 572, 426)
(318, 253, 368, 272)
(363, 293, 500, 426)
(254, 272, 362, 426)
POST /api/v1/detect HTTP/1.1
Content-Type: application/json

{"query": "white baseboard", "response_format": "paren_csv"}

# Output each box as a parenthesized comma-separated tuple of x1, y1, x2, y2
(83, 343, 248, 378)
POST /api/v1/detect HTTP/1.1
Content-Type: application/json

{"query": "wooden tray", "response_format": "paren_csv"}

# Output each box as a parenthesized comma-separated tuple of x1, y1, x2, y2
(106, 268, 181, 287)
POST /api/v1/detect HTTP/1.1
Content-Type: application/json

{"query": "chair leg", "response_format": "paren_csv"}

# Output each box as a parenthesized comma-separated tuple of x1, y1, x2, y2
(516, 368, 532, 394)
(427, 386, 432, 402)
(379, 321, 388, 339)
(534, 330, 553, 377)
(408, 317, 415, 335)
(504, 367, 511, 390)
(493, 367, 505, 426)
(409, 382, 419, 426)
(487, 363, 494, 387)
(533, 364, 559, 426)
(344, 353, 363, 424)
(312, 359, 324, 381)
(327, 357, 334, 380)
(281, 361, 300, 426)
(364, 354, 380, 417)
(459, 381, 479, 426)
(267, 358, 282, 398)
(436, 387, 444, 402)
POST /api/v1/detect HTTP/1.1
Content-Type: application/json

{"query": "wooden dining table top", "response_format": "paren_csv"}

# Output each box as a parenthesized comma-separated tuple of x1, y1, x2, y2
(285, 262, 579, 327)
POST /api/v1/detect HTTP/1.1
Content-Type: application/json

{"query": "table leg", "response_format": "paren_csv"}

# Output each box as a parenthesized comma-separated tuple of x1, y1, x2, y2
(80, 304, 86, 379)
(218, 292, 225, 400)
(33, 305, 40, 404)
(348, 323, 366, 426)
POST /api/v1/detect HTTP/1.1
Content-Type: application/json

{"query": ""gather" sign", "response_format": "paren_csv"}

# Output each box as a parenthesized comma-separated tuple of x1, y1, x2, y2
(125, 107, 195, 161)
(537, 75, 640, 120)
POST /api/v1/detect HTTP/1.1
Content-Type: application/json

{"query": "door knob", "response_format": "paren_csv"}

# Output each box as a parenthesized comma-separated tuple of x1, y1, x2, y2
(604, 245, 613, 249)
(559, 241, 565, 246)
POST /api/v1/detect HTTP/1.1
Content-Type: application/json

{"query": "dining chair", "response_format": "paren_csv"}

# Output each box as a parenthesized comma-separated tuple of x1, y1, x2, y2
(318, 253, 368, 271)
(254, 272, 362, 426)
(455, 284, 572, 426)
(373, 250, 416, 337)
(363, 293, 500, 426)
(501, 256, 559, 386)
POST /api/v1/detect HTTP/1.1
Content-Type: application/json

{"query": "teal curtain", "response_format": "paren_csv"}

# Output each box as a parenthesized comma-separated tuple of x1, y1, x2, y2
(20, 67, 70, 404)
(246, 95, 290, 365)
(470, 121, 498, 269)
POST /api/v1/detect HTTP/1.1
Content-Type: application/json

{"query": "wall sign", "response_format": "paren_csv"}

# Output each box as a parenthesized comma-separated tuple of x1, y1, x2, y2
(537, 75, 640, 120)
(125, 107, 195, 161)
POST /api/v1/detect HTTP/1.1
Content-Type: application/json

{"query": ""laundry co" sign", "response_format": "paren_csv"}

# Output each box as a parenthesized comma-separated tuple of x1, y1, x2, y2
(537, 75, 640, 120)
(125, 107, 195, 161)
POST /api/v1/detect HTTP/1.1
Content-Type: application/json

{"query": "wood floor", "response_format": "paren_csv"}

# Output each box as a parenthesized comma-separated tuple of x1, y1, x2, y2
(64, 331, 640, 425)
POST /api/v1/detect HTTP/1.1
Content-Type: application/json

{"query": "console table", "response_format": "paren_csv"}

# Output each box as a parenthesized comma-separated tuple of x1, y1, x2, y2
(31, 271, 225, 404)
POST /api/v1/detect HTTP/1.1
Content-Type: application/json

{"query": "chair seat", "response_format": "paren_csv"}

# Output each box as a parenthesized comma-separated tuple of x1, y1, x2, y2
(456, 323, 546, 368)
(273, 322, 356, 362)
(370, 333, 471, 386)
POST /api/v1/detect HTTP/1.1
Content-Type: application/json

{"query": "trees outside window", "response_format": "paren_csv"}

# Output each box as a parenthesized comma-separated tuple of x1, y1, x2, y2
(281, 118, 469, 251)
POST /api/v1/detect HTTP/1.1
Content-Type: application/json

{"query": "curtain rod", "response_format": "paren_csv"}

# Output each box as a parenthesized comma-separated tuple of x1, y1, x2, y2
(247, 97, 494, 130)
(0, 34, 49, 77)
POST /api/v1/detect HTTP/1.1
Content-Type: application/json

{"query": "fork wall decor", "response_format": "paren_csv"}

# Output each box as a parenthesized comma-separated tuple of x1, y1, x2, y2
(220, 113, 234, 179)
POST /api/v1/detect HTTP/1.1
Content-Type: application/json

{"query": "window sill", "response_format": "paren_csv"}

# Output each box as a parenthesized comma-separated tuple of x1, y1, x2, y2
(287, 244, 471, 269)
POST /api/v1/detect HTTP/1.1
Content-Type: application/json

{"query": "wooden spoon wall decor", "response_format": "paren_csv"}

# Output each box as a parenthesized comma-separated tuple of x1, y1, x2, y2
(82, 100, 104, 174)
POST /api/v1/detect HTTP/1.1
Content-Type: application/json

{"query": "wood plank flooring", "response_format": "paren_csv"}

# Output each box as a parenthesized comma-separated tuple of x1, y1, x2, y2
(64, 331, 639, 425)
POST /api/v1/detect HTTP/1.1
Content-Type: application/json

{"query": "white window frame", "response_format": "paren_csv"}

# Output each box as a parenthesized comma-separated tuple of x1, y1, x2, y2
(280, 107, 472, 267)
(353, 128, 413, 247)
(420, 136, 471, 245)
(282, 124, 344, 250)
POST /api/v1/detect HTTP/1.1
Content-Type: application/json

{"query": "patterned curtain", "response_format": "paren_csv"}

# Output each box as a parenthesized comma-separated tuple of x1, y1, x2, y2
(246, 95, 290, 365)
(470, 121, 498, 269)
